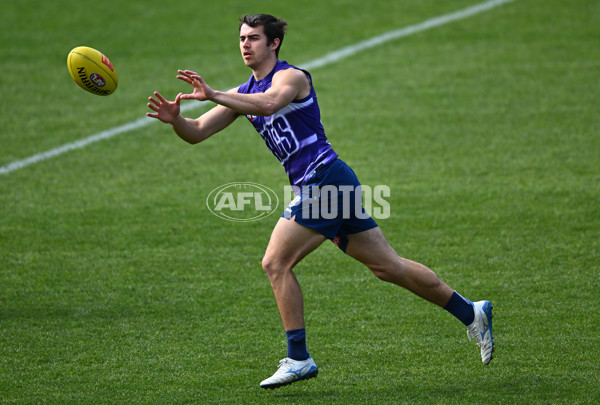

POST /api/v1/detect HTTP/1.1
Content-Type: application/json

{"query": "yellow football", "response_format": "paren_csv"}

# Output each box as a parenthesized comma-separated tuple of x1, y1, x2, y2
(67, 46, 118, 96)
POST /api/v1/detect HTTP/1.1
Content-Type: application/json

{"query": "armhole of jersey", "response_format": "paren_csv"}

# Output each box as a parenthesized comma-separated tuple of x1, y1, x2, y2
(295, 68, 313, 103)
(301, 69, 312, 85)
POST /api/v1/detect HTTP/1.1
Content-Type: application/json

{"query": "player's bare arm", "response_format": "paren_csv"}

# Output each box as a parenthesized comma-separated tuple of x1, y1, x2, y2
(178, 68, 311, 116)
(147, 89, 240, 145)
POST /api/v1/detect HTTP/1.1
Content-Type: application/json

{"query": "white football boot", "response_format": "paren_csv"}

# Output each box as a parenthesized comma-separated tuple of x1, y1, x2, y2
(260, 356, 318, 389)
(467, 300, 495, 365)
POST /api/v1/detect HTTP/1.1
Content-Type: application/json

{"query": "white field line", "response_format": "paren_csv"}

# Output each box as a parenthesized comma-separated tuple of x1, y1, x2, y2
(0, 0, 514, 176)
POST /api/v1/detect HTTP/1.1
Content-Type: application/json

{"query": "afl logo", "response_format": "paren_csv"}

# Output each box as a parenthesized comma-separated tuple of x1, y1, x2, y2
(90, 73, 106, 87)
(206, 182, 279, 222)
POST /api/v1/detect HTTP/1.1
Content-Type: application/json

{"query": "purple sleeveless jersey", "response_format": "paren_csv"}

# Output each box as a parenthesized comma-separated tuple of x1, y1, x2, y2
(237, 60, 338, 189)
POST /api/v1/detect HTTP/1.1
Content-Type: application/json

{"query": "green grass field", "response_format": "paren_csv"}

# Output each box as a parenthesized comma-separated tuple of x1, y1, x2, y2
(1, 0, 599, 403)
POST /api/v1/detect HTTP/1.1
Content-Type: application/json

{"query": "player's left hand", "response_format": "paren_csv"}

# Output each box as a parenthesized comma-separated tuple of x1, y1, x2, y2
(177, 70, 215, 101)
(146, 91, 182, 124)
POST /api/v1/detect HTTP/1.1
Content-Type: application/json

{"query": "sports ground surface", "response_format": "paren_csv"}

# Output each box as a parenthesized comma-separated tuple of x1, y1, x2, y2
(1, 0, 598, 403)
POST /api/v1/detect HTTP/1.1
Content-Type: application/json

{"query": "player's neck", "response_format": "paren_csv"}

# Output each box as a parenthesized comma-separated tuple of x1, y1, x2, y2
(251, 56, 278, 81)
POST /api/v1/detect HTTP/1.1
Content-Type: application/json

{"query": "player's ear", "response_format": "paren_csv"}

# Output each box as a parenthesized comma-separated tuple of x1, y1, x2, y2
(270, 38, 280, 52)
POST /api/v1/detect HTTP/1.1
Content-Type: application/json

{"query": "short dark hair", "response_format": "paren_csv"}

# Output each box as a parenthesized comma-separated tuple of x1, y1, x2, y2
(239, 14, 288, 57)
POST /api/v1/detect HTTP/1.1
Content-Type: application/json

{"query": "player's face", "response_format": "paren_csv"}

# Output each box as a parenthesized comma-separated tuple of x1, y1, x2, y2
(239, 24, 276, 68)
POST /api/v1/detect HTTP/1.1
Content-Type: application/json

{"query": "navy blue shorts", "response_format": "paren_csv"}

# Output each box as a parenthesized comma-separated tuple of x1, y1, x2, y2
(283, 159, 378, 252)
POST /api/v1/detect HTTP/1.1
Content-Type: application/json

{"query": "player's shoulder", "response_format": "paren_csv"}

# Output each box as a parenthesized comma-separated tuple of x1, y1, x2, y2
(274, 65, 305, 77)
(273, 65, 310, 87)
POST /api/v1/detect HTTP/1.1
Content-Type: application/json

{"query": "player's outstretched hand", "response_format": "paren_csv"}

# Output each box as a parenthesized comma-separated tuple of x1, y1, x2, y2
(177, 70, 215, 101)
(146, 91, 182, 124)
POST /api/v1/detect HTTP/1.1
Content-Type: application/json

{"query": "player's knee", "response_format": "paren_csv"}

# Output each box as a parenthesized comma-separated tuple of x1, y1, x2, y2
(261, 255, 287, 280)
(369, 263, 397, 283)
(261, 255, 273, 275)
(367, 258, 408, 284)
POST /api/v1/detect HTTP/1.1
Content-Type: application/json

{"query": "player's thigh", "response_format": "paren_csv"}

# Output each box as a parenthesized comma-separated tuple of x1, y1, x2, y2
(345, 227, 400, 270)
(263, 217, 327, 270)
